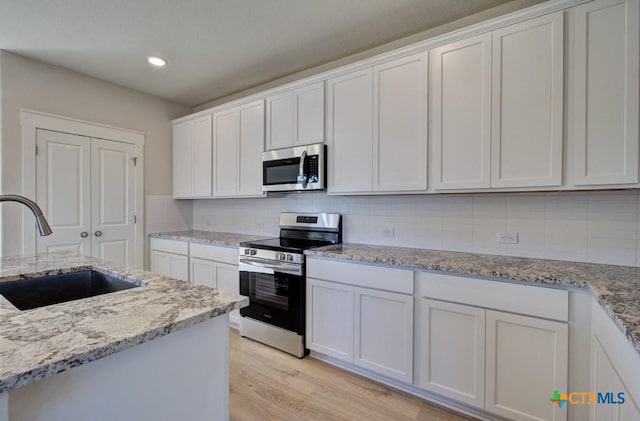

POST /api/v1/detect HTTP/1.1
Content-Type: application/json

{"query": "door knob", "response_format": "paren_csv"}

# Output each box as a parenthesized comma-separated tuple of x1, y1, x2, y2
(94, 230, 103, 237)
(80, 231, 88, 238)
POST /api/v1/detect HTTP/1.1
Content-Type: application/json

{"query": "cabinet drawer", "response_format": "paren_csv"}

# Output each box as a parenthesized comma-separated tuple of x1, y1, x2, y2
(190, 242, 237, 264)
(150, 238, 189, 255)
(416, 271, 568, 321)
(307, 258, 413, 294)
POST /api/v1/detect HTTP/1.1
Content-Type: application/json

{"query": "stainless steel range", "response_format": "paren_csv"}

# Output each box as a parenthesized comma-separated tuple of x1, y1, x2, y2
(238, 212, 342, 358)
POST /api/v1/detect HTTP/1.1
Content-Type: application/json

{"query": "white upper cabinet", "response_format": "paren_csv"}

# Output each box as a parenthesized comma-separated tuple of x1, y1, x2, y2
(328, 52, 428, 194)
(266, 81, 325, 150)
(327, 69, 374, 193)
(491, 12, 564, 188)
(213, 100, 265, 198)
(572, 0, 639, 186)
(431, 33, 492, 190)
(173, 114, 212, 198)
(373, 52, 428, 192)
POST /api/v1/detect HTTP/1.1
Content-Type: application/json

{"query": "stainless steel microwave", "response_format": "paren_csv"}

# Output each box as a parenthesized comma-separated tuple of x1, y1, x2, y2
(262, 143, 326, 192)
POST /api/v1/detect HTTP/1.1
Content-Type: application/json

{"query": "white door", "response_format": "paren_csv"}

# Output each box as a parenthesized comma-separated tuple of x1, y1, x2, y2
(417, 298, 485, 408)
(373, 52, 428, 192)
(91, 139, 136, 266)
(491, 12, 564, 188)
(354, 287, 413, 383)
(431, 33, 492, 190)
(572, 0, 639, 185)
(485, 310, 568, 421)
(36, 129, 91, 255)
(150, 250, 188, 281)
(327, 69, 374, 193)
(172, 121, 193, 198)
(306, 278, 354, 362)
(36, 129, 137, 266)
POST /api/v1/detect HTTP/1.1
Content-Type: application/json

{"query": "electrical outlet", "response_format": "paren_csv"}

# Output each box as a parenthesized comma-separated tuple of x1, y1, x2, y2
(382, 227, 395, 237)
(496, 232, 518, 244)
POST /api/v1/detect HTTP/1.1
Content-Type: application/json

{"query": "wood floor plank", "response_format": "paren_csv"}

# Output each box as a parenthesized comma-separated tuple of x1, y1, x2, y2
(229, 330, 476, 421)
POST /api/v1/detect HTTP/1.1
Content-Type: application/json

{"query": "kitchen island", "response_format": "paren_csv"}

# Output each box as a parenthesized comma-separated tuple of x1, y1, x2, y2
(0, 252, 247, 421)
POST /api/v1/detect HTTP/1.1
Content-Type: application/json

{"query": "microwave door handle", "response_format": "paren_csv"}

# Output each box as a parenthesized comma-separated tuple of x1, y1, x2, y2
(297, 150, 308, 188)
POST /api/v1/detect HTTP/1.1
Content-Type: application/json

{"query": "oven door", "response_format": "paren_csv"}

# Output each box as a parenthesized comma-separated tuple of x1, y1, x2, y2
(238, 257, 304, 334)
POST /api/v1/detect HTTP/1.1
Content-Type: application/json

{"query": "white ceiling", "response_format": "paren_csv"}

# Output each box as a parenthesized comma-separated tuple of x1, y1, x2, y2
(1, 0, 519, 106)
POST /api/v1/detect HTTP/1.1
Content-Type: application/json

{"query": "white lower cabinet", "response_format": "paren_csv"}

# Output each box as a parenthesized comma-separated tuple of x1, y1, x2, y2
(590, 298, 640, 421)
(417, 298, 485, 407)
(485, 310, 568, 421)
(189, 243, 242, 327)
(149, 238, 189, 282)
(415, 272, 568, 420)
(306, 258, 414, 382)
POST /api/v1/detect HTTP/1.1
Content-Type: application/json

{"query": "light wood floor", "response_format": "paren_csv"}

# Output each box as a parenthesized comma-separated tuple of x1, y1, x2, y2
(229, 329, 475, 421)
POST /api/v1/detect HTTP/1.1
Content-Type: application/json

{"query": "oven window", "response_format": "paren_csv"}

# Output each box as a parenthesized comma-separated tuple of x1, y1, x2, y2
(251, 273, 289, 311)
(263, 159, 300, 185)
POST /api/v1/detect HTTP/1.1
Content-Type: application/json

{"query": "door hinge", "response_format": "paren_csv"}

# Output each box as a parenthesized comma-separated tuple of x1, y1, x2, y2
(134, 215, 137, 224)
(35, 145, 39, 155)
(132, 157, 138, 166)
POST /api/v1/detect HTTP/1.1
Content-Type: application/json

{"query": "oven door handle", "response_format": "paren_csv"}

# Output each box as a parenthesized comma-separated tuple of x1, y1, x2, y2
(239, 258, 302, 275)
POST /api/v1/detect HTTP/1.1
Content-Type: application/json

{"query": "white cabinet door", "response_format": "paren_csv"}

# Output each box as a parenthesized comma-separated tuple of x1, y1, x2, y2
(373, 52, 428, 192)
(213, 108, 239, 197)
(486, 310, 568, 421)
(172, 115, 212, 198)
(327, 69, 374, 193)
(172, 121, 193, 198)
(191, 116, 213, 197)
(266, 91, 294, 150)
(294, 82, 325, 146)
(150, 250, 188, 281)
(306, 278, 354, 362)
(238, 100, 265, 197)
(431, 34, 492, 190)
(214, 262, 241, 326)
(417, 298, 485, 407)
(190, 257, 216, 288)
(354, 287, 413, 383)
(573, 0, 639, 185)
(491, 12, 564, 188)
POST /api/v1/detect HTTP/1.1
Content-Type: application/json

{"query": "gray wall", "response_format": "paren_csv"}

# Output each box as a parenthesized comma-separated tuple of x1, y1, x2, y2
(0, 51, 191, 264)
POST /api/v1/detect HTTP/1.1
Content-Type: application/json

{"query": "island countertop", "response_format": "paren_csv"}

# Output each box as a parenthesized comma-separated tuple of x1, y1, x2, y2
(0, 252, 248, 393)
(305, 243, 640, 357)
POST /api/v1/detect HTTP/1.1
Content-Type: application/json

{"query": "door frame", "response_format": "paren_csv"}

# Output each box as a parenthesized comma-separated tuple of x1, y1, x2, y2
(20, 109, 145, 269)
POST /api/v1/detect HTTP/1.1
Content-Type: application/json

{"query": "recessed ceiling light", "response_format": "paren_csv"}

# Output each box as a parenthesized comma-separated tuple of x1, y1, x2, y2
(147, 56, 167, 67)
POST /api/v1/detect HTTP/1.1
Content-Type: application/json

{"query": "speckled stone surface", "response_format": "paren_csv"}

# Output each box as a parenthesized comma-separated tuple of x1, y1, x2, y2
(150, 230, 270, 247)
(306, 243, 640, 356)
(0, 252, 248, 393)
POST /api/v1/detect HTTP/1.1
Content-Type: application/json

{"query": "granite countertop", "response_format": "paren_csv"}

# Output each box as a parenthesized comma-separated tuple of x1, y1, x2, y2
(150, 230, 270, 247)
(0, 252, 248, 393)
(306, 243, 640, 356)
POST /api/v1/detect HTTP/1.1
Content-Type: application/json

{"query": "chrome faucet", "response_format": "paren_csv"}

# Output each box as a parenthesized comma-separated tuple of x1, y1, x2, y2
(0, 194, 53, 236)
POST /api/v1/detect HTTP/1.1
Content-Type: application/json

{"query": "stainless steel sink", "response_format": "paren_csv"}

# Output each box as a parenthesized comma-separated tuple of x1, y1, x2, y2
(0, 270, 141, 310)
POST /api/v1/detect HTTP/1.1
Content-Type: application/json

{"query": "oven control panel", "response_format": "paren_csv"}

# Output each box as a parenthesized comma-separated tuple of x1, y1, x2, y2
(239, 247, 303, 265)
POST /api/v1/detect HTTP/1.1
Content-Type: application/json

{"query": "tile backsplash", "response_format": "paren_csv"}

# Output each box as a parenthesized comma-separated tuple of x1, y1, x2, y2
(192, 190, 640, 267)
